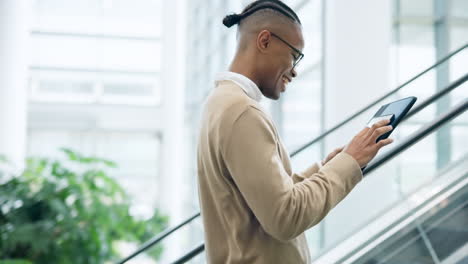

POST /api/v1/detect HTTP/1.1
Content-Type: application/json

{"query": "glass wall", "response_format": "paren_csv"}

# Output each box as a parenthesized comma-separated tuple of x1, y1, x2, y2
(392, 0, 468, 194)
(281, 0, 323, 151)
(27, 0, 164, 230)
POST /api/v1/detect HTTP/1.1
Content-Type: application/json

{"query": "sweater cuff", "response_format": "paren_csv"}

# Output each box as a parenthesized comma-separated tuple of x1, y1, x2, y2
(323, 152, 363, 187)
(302, 162, 321, 178)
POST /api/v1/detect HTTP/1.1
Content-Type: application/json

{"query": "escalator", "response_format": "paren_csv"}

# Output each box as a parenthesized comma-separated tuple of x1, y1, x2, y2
(314, 152, 468, 264)
(117, 43, 468, 264)
(352, 178, 468, 264)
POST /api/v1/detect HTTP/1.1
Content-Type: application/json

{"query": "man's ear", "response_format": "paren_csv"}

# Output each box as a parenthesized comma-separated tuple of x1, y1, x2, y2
(256, 30, 271, 54)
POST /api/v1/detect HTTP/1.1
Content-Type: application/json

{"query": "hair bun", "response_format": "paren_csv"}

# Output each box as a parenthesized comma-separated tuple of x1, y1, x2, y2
(222, 13, 242, 28)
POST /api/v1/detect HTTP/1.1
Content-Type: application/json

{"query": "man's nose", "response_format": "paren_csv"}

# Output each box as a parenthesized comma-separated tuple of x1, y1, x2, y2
(291, 67, 297, 78)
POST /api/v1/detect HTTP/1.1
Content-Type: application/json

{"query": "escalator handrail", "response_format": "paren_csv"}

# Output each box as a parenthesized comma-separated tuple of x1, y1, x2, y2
(116, 212, 200, 264)
(402, 73, 468, 122)
(117, 42, 467, 263)
(170, 98, 468, 264)
(171, 244, 205, 264)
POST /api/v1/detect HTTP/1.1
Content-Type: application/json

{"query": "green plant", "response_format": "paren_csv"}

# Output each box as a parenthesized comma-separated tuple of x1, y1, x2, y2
(0, 148, 168, 264)
(0, 260, 32, 264)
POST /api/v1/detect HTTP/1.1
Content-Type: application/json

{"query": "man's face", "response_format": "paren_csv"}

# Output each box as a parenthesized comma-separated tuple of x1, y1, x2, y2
(258, 25, 304, 100)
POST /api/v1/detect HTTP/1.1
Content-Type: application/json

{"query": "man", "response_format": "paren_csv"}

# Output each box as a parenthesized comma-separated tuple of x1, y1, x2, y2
(196, 1, 394, 263)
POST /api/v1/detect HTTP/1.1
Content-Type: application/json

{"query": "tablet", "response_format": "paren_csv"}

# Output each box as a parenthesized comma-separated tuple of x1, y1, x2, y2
(367, 96, 417, 142)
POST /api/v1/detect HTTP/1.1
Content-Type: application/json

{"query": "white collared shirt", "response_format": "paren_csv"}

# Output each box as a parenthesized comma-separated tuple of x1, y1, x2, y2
(215, 71, 263, 102)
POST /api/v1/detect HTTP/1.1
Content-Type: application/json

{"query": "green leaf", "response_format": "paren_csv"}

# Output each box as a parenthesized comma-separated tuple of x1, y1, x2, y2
(60, 147, 79, 161)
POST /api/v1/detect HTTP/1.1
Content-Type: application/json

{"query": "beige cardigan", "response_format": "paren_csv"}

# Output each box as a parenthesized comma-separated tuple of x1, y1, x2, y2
(197, 80, 363, 263)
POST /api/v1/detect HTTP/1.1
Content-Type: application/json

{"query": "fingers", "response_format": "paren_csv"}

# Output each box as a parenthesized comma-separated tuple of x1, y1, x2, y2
(371, 125, 393, 142)
(356, 126, 370, 138)
(365, 118, 392, 138)
(376, 138, 394, 148)
(322, 146, 346, 165)
(333, 147, 343, 154)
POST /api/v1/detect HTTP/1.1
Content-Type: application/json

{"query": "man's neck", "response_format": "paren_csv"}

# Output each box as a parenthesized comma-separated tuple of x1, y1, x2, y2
(228, 57, 260, 88)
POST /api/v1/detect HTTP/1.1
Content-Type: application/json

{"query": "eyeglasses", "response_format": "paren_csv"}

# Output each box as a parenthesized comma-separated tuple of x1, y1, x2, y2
(270, 32, 304, 69)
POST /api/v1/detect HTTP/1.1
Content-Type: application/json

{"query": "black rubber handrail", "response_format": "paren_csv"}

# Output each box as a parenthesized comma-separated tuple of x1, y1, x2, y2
(170, 98, 468, 264)
(171, 244, 205, 264)
(117, 43, 467, 263)
(116, 212, 200, 264)
(402, 73, 468, 122)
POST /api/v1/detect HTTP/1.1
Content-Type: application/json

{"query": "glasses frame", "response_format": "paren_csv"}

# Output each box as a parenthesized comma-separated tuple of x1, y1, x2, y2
(270, 32, 304, 69)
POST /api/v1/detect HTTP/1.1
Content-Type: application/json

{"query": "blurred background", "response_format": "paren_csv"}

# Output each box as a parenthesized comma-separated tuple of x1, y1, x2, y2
(0, 0, 467, 263)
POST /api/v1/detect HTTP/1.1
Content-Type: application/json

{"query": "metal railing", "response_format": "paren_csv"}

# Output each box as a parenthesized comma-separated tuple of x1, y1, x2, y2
(117, 213, 200, 264)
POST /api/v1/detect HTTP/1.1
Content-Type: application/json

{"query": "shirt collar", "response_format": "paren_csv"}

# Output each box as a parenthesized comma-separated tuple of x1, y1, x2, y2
(215, 71, 263, 102)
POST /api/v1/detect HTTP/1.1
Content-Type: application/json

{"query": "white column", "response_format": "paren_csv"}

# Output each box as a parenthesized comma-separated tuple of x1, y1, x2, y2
(0, 0, 32, 169)
(322, 0, 396, 246)
(158, 0, 187, 262)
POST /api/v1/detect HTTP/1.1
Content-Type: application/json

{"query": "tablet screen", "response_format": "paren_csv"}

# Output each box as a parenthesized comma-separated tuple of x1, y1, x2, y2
(380, 98, 414, 118)
(367, 96, 417, 142)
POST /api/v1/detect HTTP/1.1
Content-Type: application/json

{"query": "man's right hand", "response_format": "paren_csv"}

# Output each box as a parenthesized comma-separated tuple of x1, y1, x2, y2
(343, 119, 394, 168)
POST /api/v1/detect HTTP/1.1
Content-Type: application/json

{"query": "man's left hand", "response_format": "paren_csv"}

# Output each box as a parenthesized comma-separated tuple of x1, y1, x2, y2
(321, 146, 345, 166)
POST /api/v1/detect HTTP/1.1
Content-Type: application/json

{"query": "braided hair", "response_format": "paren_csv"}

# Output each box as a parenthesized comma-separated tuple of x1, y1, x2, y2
(223, 0, 301, 28)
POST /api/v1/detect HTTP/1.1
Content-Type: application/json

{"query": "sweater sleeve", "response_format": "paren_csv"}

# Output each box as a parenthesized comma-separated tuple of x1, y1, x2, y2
(223, 107, 362, 241)
(292, 163, 321, 184)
